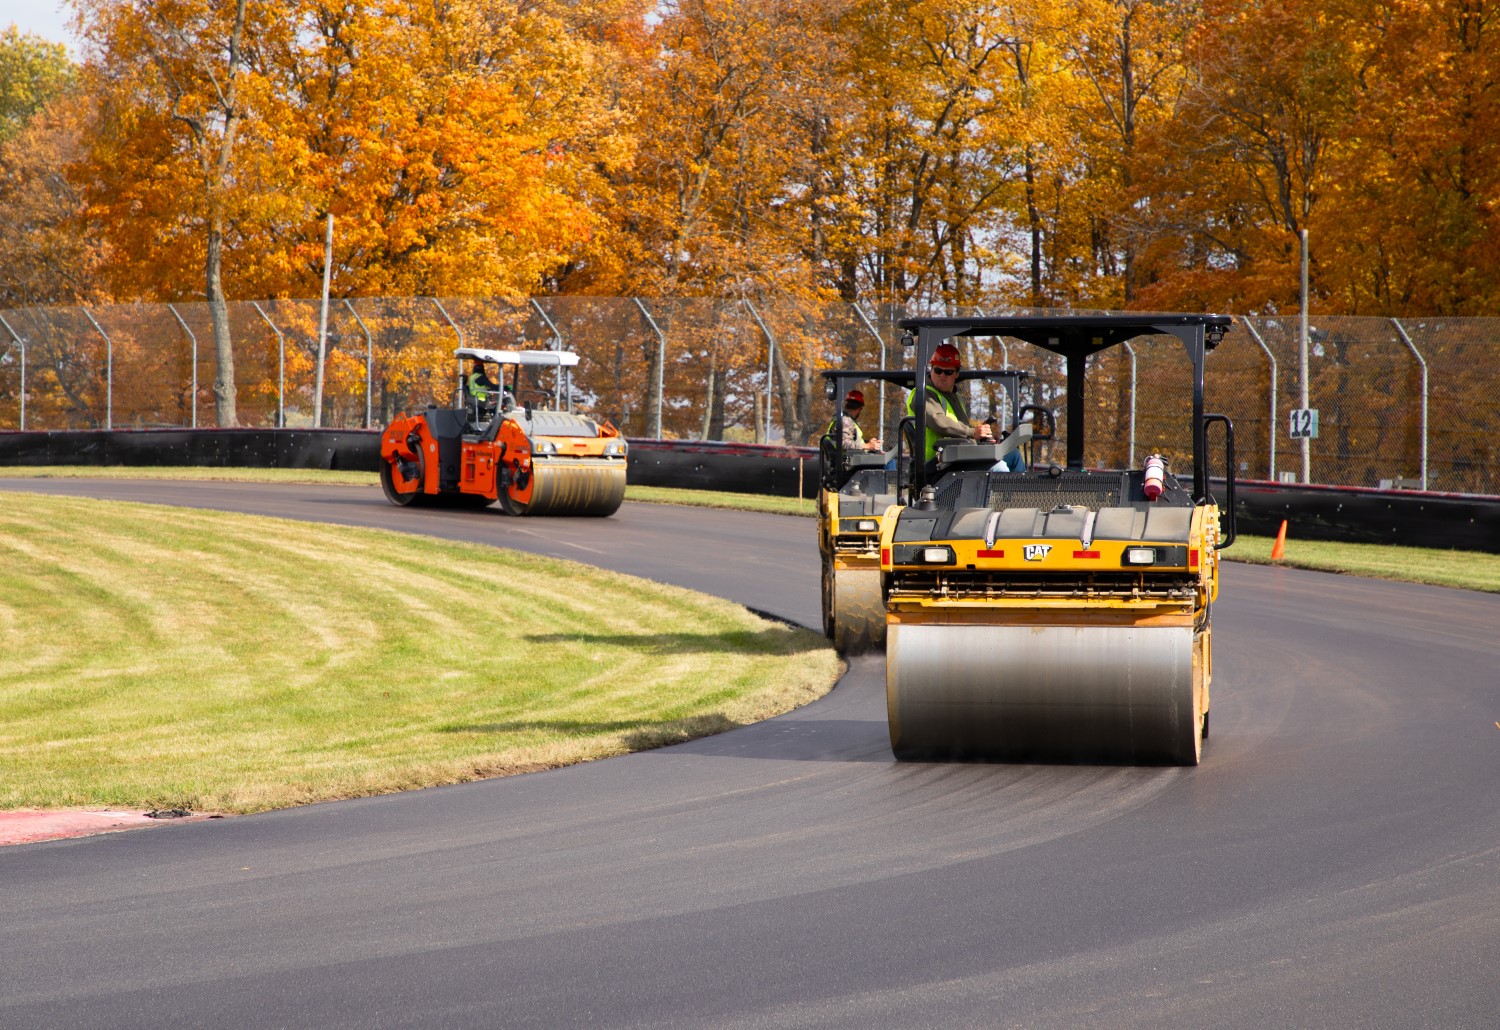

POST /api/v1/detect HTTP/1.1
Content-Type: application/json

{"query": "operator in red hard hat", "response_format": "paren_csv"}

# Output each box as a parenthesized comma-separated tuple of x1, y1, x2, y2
(827, 388, 884, 453)
(905, 343, 992, 467)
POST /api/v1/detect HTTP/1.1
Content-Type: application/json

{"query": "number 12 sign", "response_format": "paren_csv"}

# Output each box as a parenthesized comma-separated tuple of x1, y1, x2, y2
(1289, 408, 1319, 439)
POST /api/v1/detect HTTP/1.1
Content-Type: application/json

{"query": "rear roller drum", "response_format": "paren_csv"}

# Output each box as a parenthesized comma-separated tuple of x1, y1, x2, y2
(829, 567, 885, 655)
(821, 555, 835, 640)
(380, 454, 426, 507)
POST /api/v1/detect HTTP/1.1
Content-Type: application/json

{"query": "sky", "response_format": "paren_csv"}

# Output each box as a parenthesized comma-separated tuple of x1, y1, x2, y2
(0, 0, 79, 52)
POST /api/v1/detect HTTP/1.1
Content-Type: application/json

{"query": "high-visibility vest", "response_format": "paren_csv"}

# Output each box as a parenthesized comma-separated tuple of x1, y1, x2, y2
(826, 413, 864, 449)
(467, 371, 493, 402)
(905, 385, 964, 462)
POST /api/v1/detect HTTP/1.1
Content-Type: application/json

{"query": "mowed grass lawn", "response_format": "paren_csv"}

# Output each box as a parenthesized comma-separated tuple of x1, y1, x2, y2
(0, 492, 837, 814)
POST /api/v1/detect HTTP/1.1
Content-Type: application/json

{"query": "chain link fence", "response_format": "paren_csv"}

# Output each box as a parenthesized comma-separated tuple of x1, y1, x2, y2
(1, 298, 1496, 495)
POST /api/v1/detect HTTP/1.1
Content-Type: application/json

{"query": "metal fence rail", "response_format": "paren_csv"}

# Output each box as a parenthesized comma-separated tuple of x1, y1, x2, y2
(1, 298, 1496, 495)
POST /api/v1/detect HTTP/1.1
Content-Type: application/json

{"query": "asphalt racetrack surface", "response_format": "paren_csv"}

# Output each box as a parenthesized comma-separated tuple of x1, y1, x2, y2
(3, 479, 1499, 1029)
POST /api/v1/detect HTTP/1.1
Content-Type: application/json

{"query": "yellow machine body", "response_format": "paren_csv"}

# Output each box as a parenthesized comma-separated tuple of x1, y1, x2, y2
(880, 478, 1221, 765)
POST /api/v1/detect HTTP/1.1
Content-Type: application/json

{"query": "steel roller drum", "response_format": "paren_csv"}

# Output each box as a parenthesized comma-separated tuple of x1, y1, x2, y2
(515, 458, 626, 516)
(830, 567, 885, 654)
(887, 622, 1200, 764)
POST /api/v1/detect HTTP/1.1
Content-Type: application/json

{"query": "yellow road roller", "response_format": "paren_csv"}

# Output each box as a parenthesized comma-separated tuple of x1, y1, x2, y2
(817, 367, 1043, 655)
(817, 370, 909, 655)
(379, 347, 627, 517)
(882, 314, 1237, 765)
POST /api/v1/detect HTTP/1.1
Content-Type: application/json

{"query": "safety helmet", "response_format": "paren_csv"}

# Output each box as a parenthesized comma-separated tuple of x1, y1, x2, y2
(929, 343, 962, 371)
(844, 389, 865, 407)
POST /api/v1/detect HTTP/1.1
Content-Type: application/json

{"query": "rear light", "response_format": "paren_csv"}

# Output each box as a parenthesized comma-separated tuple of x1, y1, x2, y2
(1124, 547, 1157, 565)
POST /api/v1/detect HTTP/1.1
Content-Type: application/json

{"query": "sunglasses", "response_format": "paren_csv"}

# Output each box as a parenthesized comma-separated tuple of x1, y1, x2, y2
(931, 367, 960, 375)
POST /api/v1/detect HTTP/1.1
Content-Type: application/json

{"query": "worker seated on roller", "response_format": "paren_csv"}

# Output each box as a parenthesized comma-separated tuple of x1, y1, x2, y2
(906, 344, 992, 477)
(465, 359, 511, 423)
(828, 389, 884, 454)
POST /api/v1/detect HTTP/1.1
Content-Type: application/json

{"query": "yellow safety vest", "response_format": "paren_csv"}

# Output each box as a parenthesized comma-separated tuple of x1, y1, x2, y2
(905, 385, 964, 462)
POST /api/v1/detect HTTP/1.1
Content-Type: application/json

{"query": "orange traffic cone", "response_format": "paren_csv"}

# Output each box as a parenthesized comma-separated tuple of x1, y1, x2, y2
(1270, 519, 1287, 561)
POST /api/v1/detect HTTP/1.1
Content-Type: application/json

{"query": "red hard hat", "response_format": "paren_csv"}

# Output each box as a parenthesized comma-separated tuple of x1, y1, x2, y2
(930, 343, 962, 370)
(844, 389, 865, 406)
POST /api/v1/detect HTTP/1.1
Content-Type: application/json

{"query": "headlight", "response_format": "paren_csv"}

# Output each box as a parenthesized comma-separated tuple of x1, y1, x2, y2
(855, 519, 879, 532)
(533, 440, 557, 455)
(891, 544, 956, 565)
(1124, 547, 1157, 565)
(603, 439, 627, 456)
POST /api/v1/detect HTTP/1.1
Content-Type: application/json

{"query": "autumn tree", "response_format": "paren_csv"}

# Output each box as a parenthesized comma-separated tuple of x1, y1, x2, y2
(74, 0, 271, 425)
(1060, 0, 1194, 306)
(820, 0, 1025, 309)
(1317, 0, 1500, 315)
(0, 29, 92, 309)
(1131, 0, 1367, 313)
(0, 26, 75, 144)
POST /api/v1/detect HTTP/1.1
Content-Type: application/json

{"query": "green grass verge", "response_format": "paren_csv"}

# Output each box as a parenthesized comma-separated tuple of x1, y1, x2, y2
(0, 493, 837, 814)
(1226, 534, 1500, 593)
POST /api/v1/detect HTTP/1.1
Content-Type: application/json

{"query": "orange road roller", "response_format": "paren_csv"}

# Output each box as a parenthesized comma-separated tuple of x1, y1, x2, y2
(379, 347, 627, 517)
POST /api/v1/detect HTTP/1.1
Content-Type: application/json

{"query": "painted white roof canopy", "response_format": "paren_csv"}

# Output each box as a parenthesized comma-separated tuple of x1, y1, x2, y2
(457, 347, 580, 368)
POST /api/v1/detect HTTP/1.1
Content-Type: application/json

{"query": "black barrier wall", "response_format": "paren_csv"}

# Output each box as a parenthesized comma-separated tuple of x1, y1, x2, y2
(0, 428, 379, 472)
(2, 429, 1496, 553)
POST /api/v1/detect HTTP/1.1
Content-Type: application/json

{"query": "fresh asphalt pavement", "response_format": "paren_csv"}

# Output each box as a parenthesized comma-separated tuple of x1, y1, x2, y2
(3, 479, 1499, 1028)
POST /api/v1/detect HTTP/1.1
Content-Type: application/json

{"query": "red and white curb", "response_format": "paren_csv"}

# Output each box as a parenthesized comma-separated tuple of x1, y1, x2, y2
(0, 809, 219, 846)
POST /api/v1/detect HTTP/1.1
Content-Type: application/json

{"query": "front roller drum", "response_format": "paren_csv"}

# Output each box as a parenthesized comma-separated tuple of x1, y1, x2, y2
(502, 458, 626, 517)
(887, 623, 1203, 765)
(826, 566, 885, 655)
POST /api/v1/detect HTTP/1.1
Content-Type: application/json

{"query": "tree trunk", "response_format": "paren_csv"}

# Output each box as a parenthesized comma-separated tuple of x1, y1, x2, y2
(206, 225, 237, 426)
(699, 346, 717, 440)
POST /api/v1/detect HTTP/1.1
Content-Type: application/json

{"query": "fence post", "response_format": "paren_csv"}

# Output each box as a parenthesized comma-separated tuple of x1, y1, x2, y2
(1122, 341, 1137, 468)
(167, 304, 198, 429)
(345, 300, 373, 429)
(1298, 228, 1311, 483)
(251, 301, 285, 428)
(531, 298, 566, 408)
(1390, 319, 1430, 491)
(853, 304, 887, 442)
(743, 299, 776, 443)
(0, 313, 24, 431)
(634, 298, 666, 438)
(315, 213, 334, 429)
(1241, 318, 1278, 481)
(431, 298, 464, 406)
(81, 307, 112, 431)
